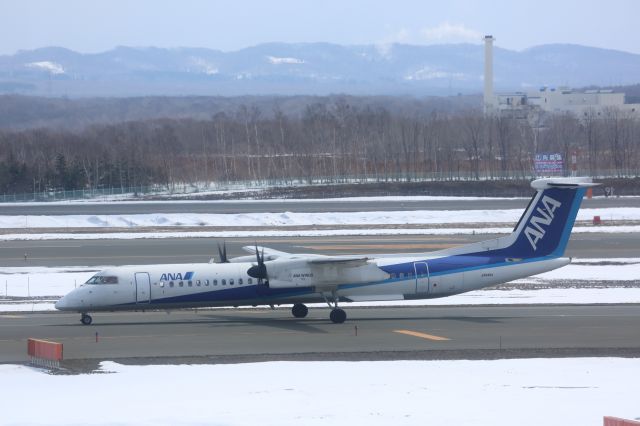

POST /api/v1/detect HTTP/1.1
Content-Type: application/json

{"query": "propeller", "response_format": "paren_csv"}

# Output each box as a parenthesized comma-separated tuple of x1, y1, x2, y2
(247, 243, 268, 285)
(217, 241, 229, 263)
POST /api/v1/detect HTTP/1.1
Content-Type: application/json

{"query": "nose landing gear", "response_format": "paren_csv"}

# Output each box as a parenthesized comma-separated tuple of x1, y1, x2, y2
(80, 313, 93, 325)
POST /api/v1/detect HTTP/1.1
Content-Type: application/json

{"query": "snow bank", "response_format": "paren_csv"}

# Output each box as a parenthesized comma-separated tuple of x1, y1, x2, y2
(0, 358, 638, 425)
(1, 207, 638, 229)
(2, 225, 640, 242)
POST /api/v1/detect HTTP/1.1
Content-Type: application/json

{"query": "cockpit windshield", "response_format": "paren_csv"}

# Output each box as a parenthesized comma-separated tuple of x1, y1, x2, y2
(85, 275, 118, 284)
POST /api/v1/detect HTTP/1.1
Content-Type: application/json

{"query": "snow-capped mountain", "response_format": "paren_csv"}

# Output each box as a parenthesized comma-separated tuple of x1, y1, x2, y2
(0, 42, 639, 96)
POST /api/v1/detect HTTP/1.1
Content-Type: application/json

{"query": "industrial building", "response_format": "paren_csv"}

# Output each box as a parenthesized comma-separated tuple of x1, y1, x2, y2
(483, 35, 640, 118)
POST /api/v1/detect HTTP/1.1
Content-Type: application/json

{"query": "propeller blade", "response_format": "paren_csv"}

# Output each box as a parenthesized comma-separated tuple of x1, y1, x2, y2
(255, 243, 262, 264)
(248, 243, 268, 285)
(217, 241, 229, 263)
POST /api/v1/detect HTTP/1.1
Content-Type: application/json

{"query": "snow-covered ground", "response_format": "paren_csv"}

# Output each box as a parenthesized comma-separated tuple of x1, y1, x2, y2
(1, 207, 637, 229)
(2, 225, 640, 241)
(1, 358, 638, 426)
(1, 207, 637, 240)
(1, 226, 639, 245)
(0, 225, 628, 240)
(1, 259, 638, 312)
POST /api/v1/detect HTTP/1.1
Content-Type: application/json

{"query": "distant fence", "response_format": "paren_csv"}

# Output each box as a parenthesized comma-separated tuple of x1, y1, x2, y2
(1, 169, 638, 203)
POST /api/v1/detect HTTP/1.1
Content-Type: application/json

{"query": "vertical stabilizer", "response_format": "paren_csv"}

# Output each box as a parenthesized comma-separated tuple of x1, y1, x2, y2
(505, 177, 597, 258)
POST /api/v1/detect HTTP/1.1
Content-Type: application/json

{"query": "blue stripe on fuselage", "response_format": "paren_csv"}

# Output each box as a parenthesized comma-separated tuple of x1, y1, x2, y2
(116, 283, 312, 307)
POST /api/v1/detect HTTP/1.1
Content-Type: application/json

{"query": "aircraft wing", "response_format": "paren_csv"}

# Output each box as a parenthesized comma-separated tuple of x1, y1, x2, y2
(241, 245, 292, 260)
(236, 246, 389, 289)
(308, 257, 369, 267)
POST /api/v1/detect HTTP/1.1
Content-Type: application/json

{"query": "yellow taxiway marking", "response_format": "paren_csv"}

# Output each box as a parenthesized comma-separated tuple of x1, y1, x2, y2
(394, 329, 450, 341)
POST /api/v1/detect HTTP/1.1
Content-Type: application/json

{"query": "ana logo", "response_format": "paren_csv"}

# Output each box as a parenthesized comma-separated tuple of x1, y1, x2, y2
(524, 195, 562, 251)
(160, 271, 194, 281)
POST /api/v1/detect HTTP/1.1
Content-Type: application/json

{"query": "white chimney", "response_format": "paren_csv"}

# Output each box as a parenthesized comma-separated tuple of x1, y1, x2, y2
(484, 35, 495, 112)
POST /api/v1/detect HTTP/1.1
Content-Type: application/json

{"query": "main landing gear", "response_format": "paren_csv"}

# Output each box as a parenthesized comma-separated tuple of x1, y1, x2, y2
(291, 303, 308, 318)
(329, 308, 346, 324)
(323, 292, 347, 324)
(291, 293, 347, 324)
(80, 313, 93, 325)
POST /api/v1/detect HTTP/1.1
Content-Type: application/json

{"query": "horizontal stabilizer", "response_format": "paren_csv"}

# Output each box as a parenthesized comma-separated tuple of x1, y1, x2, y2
(531, 177, 600, 190)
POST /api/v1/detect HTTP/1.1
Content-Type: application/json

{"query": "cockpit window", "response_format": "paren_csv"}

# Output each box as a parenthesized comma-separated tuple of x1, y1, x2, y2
(85, 275, 118, 284)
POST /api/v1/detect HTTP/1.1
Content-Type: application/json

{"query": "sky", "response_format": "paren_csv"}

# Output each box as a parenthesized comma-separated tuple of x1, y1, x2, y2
(1, 0, 639, 55)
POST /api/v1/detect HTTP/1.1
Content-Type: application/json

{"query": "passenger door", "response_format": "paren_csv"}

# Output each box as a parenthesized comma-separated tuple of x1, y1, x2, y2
(413, 262, 429, 295)
(135, 272, 151, 304)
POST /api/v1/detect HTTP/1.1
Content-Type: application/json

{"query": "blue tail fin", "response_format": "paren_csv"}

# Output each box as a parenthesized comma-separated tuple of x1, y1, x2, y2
(504, 177, 597, 259)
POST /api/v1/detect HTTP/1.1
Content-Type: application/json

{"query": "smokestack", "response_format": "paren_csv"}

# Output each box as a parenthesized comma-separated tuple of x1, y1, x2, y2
(484, 35, 495, 112)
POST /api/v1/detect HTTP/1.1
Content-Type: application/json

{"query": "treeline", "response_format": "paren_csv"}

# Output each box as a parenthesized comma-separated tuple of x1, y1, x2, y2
(0, 94, 476, 131)
(1, 101, 639, 193)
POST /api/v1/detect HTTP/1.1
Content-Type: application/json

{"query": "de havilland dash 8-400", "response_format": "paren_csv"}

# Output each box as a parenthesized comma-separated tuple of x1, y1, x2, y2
(55, 177, 598, 325)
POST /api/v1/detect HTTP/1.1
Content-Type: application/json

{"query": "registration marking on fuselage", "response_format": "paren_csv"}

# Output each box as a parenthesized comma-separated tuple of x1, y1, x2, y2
(394, 329, 451, 341)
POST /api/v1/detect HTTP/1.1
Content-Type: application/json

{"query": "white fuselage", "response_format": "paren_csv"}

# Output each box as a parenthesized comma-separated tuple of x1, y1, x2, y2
(55, 255, 569, 312)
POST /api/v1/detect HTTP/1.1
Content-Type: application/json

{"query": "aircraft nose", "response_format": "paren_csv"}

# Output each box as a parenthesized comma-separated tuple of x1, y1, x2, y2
(54, 296, 67, 310)
(55, 292, 78, 311)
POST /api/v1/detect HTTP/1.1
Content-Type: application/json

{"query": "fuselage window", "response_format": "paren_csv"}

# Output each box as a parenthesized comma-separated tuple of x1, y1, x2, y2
(188, 281, 193, 287)
(179, 281, 184, 287)
(222, 279, 226, 286)
(248, 278, 253, 285)
(213, 279, 218, 286)
(205, 279, 209, 286)
(159, 281, 165, 288)
(196, 280, 201, 286)
(238, 278, 243, 285)
(169, 281, 174, 288)
(229, 278, 234, 285)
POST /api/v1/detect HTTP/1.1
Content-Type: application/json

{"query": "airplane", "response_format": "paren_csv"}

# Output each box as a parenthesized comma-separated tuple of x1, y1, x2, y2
(55, 177, 598, 325)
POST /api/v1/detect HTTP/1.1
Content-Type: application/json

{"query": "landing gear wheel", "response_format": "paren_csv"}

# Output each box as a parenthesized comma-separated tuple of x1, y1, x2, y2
(80, 313, 92, 325)
(329, 308, 346, 324)
(291, 303, 308, 318)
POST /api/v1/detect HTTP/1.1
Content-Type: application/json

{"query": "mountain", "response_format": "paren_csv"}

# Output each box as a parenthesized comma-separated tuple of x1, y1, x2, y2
(0, 42, 639, 97)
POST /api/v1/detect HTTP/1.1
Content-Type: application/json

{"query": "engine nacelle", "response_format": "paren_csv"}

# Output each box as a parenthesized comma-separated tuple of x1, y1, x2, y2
(266, 261, 389, 289)
(267, 278, 312, 289)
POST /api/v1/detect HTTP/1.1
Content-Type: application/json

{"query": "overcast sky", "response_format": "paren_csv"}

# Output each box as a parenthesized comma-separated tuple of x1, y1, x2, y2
(1, 0, 638, 55)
